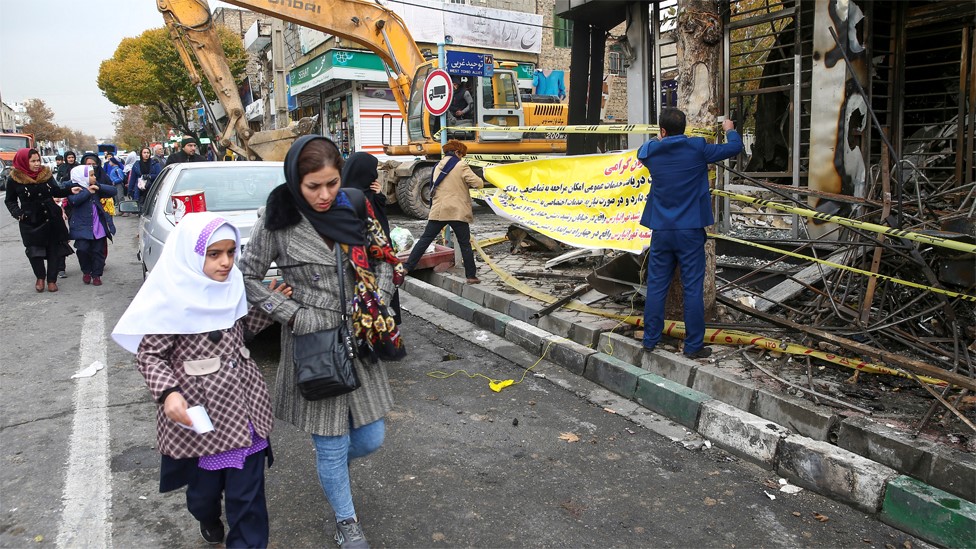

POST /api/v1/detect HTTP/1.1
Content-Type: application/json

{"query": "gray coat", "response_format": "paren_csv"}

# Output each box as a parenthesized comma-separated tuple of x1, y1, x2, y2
(240, 214, 395, 436)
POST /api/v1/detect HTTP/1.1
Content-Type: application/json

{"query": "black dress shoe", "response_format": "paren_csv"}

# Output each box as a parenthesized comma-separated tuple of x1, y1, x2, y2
(683, 347, 713, 359)
(199, 520, 224, 544)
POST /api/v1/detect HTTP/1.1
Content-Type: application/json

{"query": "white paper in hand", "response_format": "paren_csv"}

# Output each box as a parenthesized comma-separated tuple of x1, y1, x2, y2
(176, 406, 215, 434)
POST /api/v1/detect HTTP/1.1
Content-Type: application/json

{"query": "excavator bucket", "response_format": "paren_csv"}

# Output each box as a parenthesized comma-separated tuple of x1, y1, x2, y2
(243, 116, 318, 161)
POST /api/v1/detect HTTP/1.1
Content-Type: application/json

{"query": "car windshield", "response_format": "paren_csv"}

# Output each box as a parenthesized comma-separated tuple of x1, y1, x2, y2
(164, 165, 285, 213)
(0, 136, 31, 153)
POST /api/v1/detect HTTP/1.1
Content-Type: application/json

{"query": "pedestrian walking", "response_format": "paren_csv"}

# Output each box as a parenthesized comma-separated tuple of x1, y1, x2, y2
(67, 164, 116, 286)
(128, 146, 162, 204)
(240, 136, 406, 549)
(56, 150, 78, 184)
(153, 144, 167, 166)
(341, 151, 401, 324)
(636, 108, 742, 359)
(402, 139, 484, 284)
(167, 137, 205, 166)
(112, 213, 291, 548)
(3, 148, 80, 292)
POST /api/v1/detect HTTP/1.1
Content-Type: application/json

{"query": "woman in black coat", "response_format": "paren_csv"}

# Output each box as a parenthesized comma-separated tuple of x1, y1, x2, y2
(4, 148, 81, 292)
(341, 152, 401, 324)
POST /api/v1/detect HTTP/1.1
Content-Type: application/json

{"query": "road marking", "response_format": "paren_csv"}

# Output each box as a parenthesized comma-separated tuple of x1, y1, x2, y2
(56, 310, 113, 549)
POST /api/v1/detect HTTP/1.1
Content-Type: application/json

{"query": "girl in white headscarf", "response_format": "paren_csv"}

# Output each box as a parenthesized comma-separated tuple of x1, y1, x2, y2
(112, 212, 291, 548)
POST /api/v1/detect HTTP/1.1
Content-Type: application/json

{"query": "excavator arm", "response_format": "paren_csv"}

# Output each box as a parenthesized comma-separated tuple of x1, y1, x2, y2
(157, 0, 316, 160)
(214, 0, 427, 120)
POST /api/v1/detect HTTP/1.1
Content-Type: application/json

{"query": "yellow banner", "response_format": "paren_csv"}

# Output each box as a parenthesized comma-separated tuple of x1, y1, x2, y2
(483, 150, 651, 253)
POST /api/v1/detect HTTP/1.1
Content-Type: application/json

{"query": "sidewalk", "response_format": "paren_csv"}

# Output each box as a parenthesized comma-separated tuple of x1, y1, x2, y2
(400, 246, 976, 548)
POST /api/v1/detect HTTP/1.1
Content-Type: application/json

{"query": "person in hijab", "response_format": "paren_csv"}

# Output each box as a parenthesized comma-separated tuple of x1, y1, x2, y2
(112, 213, 291, 548)
(167, 137, 204, 166)
(67, 164, 116, 286)
(341, 152, 400, 324)
(240, 136, 406, 549)
(402, 139, 484, 284)
(56, 150, 78, 185)
(122, 150, 139, 180)
(128, 146, 163, 204)
(4, 148, 81, 292)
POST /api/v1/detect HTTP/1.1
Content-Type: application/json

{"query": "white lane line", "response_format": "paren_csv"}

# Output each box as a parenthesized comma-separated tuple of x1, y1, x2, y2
(56, 310, 113, 549)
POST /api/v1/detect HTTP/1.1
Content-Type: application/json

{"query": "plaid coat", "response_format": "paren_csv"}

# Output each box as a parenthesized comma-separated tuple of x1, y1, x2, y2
(137, 309, 274, 459)
(240, 214, 395, 437)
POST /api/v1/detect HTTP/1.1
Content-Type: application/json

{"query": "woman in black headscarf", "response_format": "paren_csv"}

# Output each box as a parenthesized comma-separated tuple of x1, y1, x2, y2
(240, 136, 406, 548)
(341, 152, 400, 324)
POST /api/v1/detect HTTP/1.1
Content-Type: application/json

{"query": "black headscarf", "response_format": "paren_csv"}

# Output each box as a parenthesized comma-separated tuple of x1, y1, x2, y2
(57, 150, 78, 182)
(341, 152, 390, 238)
(80, 152, 108, 183)
(283, 135, 366, 246)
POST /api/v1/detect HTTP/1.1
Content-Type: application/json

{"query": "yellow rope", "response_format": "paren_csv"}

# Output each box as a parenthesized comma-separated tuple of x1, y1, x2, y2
(427, 341, 555, 392)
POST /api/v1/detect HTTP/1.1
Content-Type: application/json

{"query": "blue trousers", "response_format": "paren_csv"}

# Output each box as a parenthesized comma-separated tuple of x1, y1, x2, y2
(642, 228, 707, 354)
(185, 450, 269, 549)
(312, 418, 385, 521)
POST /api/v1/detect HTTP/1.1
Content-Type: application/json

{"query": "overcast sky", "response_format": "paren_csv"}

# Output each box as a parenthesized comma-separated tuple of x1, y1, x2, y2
(0, 1, 232, 140)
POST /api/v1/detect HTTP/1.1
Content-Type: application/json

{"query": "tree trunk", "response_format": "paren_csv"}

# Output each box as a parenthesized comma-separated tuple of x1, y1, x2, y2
(667, 0, 724, 328)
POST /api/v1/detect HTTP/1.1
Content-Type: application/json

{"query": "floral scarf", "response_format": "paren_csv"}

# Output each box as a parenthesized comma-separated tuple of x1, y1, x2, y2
(335, 192, 407, 362)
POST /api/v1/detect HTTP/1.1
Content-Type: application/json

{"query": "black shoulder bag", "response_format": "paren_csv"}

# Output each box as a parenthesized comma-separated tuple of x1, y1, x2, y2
(292, 244, 360, 401)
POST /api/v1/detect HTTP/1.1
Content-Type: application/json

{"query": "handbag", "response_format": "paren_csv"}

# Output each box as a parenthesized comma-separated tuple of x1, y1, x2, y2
(292, 244, 361, 401)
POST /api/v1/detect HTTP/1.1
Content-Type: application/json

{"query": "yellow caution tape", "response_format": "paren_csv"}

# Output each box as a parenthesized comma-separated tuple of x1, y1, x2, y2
(711, 233, 976, 302)
(713, 189, 976, 254)
(472, 236, 949, 386)
(437, 124, 717, 139)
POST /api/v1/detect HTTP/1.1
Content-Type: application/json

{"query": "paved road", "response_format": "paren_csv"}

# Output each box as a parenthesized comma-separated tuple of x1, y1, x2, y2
(0, 206, 923, 548)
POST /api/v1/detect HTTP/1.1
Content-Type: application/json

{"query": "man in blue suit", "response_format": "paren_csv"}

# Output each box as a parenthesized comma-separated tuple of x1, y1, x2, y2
(637, 108, 742, 358)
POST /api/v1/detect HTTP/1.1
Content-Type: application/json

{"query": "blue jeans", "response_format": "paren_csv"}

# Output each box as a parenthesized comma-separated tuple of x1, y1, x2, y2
(311, 418, 385, 521)
(642, 228, 707, 354)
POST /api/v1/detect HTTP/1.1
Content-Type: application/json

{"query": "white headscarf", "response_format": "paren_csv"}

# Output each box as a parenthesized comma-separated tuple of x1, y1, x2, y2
(123, 151, 139, 174)
(70, 164, 95, 186)
(112, 212, 248, 353)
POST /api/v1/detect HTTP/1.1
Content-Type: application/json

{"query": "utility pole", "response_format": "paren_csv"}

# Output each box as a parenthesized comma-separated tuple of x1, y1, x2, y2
(271, 18, 289, 129)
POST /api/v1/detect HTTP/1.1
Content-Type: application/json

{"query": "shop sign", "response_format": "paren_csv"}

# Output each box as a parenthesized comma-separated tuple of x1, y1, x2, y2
(446, 51, 493, 77)
(290, 50, 388, 95)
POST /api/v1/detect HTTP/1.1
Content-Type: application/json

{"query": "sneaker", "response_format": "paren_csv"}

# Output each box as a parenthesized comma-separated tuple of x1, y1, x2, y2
(92, 276, 102, 286)
(58, 271, 67, 279)
(82, 274, 91, 285)
(334, 517, 369, 548)
(684, 347, 712, 359)
(199, 520, 224, 544)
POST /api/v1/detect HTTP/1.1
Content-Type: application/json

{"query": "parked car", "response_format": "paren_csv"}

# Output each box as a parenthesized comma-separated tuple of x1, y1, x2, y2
(123, 161, 284, 277)
(41, 155, 57, 172)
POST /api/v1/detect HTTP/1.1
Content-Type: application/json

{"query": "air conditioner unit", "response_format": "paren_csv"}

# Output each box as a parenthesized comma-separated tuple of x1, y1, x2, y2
(244, 21, 272, 53)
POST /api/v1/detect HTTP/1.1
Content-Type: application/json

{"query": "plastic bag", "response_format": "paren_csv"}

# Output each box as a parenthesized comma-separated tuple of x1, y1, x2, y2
(389, 227, 415, 253)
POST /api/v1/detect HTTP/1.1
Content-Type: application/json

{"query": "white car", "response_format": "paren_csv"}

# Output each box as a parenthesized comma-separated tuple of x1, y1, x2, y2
(41, 155, 57, 172)
(125, 161, 284, 277)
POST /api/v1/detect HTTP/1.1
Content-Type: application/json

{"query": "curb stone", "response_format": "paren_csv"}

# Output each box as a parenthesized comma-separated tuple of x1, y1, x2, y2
(880, 476, 976, 549)
(406, 275, 976, 545)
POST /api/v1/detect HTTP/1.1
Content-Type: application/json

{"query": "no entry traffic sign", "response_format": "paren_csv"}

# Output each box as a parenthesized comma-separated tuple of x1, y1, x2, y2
(423, 69, 453, 116)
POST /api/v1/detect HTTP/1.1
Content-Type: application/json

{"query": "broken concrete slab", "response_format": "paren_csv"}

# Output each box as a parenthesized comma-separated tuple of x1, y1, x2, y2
(697, 400, 789, 467)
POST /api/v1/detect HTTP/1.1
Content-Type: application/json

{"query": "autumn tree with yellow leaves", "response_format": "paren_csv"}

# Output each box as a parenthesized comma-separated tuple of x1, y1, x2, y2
(97, 26, 247, 141)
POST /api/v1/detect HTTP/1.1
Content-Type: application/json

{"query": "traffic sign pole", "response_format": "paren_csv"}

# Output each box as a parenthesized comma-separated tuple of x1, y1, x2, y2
(438, 42, 447, 148)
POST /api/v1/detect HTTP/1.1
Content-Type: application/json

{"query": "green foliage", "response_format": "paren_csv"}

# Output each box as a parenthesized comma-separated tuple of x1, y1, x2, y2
(98, 25, 248, 136)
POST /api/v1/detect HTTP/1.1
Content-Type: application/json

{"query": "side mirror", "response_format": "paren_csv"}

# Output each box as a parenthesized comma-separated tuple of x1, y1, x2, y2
(117, 200, 141, 214)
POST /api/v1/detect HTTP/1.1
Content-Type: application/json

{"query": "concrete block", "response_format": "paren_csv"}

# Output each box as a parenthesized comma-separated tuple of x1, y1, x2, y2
(634, 373, 712, 429)
(881, 476, 976, 549)
(927, 447, 976, 504)
(444, 295, 479, 322)
(583, 353, 645, 399)
(482, 289, 515, 316)
(471, 307, 516, 336)
(697, 400, 789, 467)
(459, 282, 489, 306)
(691, 365, 758, 411)
(597, 332, 643, 366)
(404, 278, 454, 311)
(837, 416, 933, 480)
(508, 300, 545, 322)
(435, 273, 465, 296)
(752, 388, 839, 441)
(546, 336, 598, 376)
(640, 350, 698, 386)
(572, 318, 621, 347)
(777, 435, 897, 512)
(504, 320, 552, 355)
(536, 310, 576, 339)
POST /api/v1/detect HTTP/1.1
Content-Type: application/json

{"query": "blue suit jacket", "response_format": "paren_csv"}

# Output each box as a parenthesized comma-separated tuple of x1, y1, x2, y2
(637, 131, 742, 230)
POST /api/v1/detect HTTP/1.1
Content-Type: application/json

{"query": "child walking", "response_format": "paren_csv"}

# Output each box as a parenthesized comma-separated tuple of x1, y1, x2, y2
(112, 212, 291, 548)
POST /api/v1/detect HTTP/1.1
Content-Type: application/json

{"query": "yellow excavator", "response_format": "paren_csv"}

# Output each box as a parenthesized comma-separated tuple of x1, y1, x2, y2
(158, 0, 568, 217)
